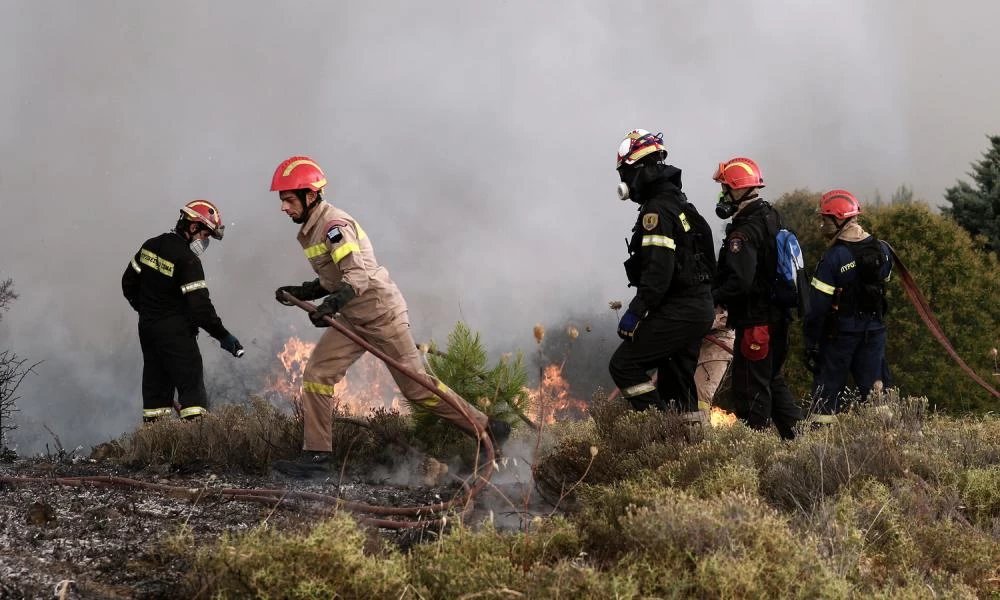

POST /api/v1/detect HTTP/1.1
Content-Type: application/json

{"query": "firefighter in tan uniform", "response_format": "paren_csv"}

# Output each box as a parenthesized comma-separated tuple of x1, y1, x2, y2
(695, 307, 735, 409)
(269, 156, 508, 475)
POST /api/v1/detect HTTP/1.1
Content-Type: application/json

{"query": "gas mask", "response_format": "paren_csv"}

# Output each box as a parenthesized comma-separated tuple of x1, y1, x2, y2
(190, 238, 210, 256)
(715, 190, 737, 219)
(616, 165, 644, 202)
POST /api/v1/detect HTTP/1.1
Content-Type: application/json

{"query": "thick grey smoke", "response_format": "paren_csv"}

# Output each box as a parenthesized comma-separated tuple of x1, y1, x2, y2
(1, 1, 999, 451)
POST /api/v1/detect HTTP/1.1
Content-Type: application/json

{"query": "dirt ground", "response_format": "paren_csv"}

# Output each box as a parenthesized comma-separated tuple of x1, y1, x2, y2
(0, 455, 486, 599)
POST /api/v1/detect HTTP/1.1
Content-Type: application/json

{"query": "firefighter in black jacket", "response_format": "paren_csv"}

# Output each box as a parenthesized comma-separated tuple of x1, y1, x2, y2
(712, 158, 801, 439)
(609, 130, 716, 417)
(803, 190, 892, 424)
(122, 200, 243, 421)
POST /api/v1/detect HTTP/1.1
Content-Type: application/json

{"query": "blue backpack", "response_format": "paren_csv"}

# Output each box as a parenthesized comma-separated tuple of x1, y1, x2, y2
(772, 227, 810, 317)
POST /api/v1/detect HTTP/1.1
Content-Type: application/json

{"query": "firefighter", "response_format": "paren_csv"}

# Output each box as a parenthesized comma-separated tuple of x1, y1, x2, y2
(803, 190, 892, 424)
(269, 155, 509, 475)
(712, 158, 801, 439)
(695, 307, 736, 410)
(122, 200, 243, 422)
(608, 130, 716, 420)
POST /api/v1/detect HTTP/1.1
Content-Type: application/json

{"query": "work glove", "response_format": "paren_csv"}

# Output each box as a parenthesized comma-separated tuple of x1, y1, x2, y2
(803, 346, 821, 374)
(275, 279, 326, 306)
(617, 310, 643, 341)
(308, 284, 357, 328)
(221, 334, 244, 357)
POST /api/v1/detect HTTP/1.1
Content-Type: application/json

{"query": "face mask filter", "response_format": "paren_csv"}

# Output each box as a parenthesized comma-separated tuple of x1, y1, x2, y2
(190, 238, 210, 256)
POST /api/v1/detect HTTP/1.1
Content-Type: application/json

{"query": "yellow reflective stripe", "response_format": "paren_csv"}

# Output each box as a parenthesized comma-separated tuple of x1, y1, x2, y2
(641, 235, 676, 249)
(354, 222, 368, 241)
(331, 242, 360, 263)
(679, 212, 691, 232)
(143, 407, 173, 418)
(622, 382, 656, 397)
(809, 414, 838, 424)
(180, 280, 207, 294)
(130, 258, 142, 273)
(302, 381, 336, 396)
(304, 243, 327, 259)
(179, 406, 207, 418)
(139, 249, 174, 276)
(810, 277, 836, 295)
(698, 399, 710, 411)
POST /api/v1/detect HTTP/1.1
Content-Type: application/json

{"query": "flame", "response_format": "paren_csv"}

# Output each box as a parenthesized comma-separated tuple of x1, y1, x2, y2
(267, 336, 403, 414)
(709, 405, 737, 427)
(526, 363, 589, 425)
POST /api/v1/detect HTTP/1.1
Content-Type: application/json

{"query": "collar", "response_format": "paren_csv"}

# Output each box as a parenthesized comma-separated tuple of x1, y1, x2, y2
(299, 199, 329, 237)
(834, 219, 870, 244)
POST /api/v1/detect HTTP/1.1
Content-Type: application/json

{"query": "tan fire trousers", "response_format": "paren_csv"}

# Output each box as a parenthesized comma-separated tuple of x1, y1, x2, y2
(695, 328, 735, 409)
(300, 310, 488, 452)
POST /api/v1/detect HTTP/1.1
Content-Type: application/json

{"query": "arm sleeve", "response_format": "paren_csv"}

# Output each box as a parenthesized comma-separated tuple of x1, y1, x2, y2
(122, 251, 141, 312)
(803, 251, 838, 345)
(177, 257, 230, 341)
(324, 220, 370, 301)
(712, 232, 758, 305)
(628, 210, 676, 315)
(881, 241, 893, 282)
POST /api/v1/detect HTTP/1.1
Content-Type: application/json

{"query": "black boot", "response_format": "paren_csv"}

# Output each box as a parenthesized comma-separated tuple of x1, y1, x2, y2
(272, 452, 333, 478)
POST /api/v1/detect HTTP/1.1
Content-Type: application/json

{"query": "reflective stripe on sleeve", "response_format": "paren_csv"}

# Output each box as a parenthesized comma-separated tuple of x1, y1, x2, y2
(139, 249, 174, 276)
(179, 406, 207, 418)
(810, 277, 836, 295)
(302, 381, 337, 396)
(180, 280, 207, 294)
(331, 242, 361, 263)
(304, 243, 327, 259)
(354, 222, 368, 240)
(130, 258, 142, 273)
(621, 382, 656, 397)
(641, 235, 676, 249)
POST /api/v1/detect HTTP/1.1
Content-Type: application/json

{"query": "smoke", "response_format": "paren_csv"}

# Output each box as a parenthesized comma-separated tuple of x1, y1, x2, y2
(1, 1, 999, 451)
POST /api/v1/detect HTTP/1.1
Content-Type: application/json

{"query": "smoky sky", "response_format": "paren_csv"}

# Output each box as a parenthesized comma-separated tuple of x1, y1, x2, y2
(1, 1, 999, 451)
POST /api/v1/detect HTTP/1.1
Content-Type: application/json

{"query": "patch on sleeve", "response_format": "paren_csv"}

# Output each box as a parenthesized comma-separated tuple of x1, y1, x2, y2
(326, 226, 343, 243)
(727, 234, 745, 254)
(642, 213, 659, 231)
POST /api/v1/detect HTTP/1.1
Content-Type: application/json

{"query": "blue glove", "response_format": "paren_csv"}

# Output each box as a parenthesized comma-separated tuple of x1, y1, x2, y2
(617, 310, 643, 340)
(221, 334, 244, 357)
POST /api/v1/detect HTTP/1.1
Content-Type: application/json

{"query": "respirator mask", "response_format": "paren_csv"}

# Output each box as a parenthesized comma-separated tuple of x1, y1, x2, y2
(190, 238, 210, 256)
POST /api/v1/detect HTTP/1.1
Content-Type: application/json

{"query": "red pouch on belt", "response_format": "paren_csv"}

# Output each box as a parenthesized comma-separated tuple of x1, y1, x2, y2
(740, 325, 770, 361)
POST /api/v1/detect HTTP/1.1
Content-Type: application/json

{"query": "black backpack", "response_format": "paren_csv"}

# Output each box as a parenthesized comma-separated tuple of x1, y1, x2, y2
(839, 237, 888, 317)
(664, 196, 717, 290)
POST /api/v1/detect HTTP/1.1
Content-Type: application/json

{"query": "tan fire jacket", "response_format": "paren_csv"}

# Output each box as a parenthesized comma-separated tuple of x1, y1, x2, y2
(297, 200, 406, 324)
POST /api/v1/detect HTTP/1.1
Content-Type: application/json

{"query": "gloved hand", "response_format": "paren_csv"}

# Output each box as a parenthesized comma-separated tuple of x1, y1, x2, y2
(309, 296, 342, 328)
(275, 285, 304, 306)
(276, 279, 326, 305)
(617, 310, 643, 340)
(803, 346, 821, 374)
(308, 284, 357, 328)
(221, 334, 244, 357)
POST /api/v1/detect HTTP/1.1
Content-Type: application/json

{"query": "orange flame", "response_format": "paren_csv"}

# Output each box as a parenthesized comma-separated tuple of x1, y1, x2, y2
(709, 405, 738, 427)
(268, 336, 404, 414)
(526, 363, 589, 425)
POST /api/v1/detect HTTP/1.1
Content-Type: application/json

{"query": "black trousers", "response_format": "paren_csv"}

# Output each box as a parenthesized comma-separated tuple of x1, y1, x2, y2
(609, 315, 712, 412)
(730, 319, 800, 439)
(138, 316, 208, 420)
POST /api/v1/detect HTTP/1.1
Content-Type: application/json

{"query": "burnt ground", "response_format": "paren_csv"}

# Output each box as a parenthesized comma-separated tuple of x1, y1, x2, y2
(0, 454, 534, 600)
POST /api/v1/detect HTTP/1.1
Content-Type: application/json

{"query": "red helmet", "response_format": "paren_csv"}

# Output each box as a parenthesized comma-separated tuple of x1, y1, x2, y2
(180, 200, 225, 240)
(270, 155, 327, 192)
(616, 129, 667, 169)
(713, 157, 765, 190)
(819, 189, 861, 220)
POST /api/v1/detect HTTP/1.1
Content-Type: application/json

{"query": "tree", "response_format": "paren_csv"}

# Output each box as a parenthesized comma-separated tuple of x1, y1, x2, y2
(775, 192, 1000, 413)
(1, 277, 29, 454)
(943, 135, 1000, 252)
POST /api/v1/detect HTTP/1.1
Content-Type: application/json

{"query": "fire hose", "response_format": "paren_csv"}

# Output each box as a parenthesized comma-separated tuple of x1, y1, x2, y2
(0, 293, 497, 530)
(887, 244, 1000, 399)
